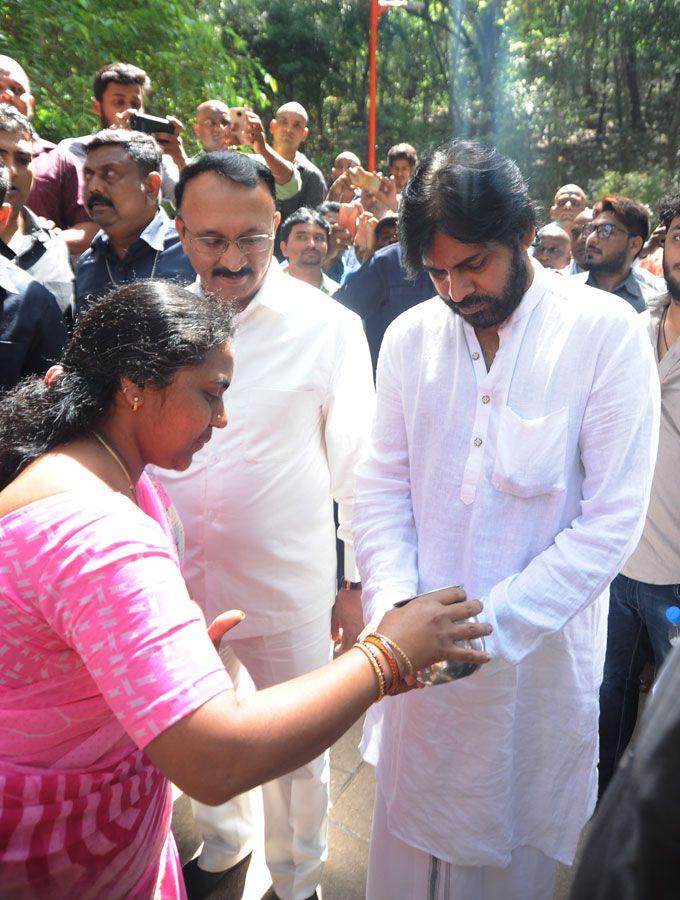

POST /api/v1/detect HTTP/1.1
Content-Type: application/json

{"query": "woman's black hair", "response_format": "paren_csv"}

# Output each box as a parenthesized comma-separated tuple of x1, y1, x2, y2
(0, 280, 235, 490)
(399, 140, 538, 278)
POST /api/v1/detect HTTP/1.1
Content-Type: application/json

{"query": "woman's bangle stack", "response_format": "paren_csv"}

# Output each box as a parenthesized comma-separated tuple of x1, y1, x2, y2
(354, 633, 414, 702)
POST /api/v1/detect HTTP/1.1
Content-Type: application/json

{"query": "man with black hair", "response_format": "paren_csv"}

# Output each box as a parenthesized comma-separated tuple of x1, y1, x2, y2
(279, 207, 338, 294)
(573, 194, 664, 311)
(0, 104, 74, 319)
(162, 151, 374, 900)
(0, 161, 66, 389)
(59, 62, 186, 207)
(387, 142, 417, 193)
(75, 130, 194, 314)
(351, 140, 659, 899)
(598, 191, 680, 799)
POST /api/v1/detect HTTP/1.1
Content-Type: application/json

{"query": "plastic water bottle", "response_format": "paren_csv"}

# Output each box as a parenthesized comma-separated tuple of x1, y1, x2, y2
(666, 606, 680, 647)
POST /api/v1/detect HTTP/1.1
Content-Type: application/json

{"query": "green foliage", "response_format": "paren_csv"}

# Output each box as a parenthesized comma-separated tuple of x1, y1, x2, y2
(0, 0, 271, 153)
(588, 168, 680, 217)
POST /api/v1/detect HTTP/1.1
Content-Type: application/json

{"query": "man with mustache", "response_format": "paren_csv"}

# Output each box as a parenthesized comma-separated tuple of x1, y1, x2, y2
(351, 140, 659, 899)
(279, 207, 339, 294)
(573, 194, 664, 312)
(75, 129, 194, 314)
(162, 151, 374, 900)
(598, 190, 680, 799)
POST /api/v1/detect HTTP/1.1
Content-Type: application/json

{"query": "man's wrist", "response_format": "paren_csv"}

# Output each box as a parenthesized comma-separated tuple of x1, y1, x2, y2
(341, 579, 362, 591)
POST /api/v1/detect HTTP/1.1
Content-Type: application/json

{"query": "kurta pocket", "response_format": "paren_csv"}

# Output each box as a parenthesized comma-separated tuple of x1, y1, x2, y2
(491, 405, 568, 498)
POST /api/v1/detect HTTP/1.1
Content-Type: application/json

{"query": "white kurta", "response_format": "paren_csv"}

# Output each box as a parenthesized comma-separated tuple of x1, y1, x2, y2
(353, 264, 660, 868)
(160, 264, 374, 638)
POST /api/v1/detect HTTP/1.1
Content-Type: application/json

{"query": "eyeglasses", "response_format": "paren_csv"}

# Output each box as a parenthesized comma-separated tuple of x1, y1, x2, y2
(555, 197, 583, 208)
(582, 222, 631, 240)
(178, 219, 275, 257)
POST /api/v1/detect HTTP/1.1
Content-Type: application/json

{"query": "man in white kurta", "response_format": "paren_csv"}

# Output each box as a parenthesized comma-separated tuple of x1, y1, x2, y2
(161, 151, 374, 900)
(352, 140, 660, 899)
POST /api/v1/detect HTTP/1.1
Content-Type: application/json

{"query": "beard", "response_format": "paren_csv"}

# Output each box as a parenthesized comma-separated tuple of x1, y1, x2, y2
(663, 255, 680, 302)
(584, 246, 628, 275)
(442, 245, 530, 329)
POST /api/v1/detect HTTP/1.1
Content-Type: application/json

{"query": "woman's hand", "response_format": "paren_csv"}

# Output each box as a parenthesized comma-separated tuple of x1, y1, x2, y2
(376, 587, 491, 675)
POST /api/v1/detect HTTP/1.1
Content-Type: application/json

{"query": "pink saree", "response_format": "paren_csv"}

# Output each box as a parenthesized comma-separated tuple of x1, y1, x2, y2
(0, 474, 231, 898)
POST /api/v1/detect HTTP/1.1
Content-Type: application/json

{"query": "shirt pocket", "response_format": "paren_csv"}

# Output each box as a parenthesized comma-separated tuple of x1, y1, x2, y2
(491, 405, 568, 499)
(240, 388, 319, 463)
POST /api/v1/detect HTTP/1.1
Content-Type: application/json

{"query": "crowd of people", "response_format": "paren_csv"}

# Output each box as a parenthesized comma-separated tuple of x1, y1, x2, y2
(0, 52, 679, 900)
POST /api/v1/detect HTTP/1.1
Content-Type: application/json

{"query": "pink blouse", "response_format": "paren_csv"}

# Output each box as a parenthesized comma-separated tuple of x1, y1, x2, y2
(0, 475, 232, 898)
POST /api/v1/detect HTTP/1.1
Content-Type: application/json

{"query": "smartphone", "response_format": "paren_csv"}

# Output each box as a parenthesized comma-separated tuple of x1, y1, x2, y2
(338, 203, 361, 240)
(349, 166, 382, 193)
(129, 112, 175, 135)
(229, 107, 252, 145)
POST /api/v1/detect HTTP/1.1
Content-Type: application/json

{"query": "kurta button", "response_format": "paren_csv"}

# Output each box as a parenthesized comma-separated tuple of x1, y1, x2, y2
(481, 395, 490, 404)
(474, 437, 483, 447)
(472, 352, 480, 360)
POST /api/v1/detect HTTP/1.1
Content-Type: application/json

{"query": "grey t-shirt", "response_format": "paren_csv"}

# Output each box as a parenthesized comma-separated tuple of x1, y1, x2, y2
(622, 292, 680, 584)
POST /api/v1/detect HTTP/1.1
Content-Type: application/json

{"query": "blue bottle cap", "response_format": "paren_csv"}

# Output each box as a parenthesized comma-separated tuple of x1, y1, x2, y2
(666, 606, 680, 625)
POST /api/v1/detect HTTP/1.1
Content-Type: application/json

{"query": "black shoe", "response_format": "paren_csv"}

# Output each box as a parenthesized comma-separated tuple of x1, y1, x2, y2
(183, 853, 252, 900)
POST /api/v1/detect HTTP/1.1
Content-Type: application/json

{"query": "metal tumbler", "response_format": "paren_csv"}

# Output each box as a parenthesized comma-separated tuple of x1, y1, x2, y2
(394, 586, 485, 683)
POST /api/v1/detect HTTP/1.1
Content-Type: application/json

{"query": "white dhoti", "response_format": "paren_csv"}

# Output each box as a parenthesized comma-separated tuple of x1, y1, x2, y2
(366, 786, 559, 900)
(191, 611, 333, 900)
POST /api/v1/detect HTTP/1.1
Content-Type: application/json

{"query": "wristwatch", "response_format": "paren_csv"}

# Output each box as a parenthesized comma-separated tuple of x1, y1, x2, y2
(342, 579, 362, 591)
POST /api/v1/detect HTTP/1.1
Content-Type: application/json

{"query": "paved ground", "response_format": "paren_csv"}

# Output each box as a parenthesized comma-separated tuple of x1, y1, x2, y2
(171, 715, 581, 899)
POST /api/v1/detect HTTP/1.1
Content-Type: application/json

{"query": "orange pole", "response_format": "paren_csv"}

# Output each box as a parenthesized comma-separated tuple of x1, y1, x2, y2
(368, 0, 379, 172)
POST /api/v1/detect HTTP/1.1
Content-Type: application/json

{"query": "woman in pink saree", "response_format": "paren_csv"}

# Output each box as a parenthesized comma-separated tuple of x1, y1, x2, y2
(0, 281, 490, 898)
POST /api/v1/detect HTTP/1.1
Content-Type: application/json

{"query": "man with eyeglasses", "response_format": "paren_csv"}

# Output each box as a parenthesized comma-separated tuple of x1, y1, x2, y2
(164, 151, 374, 900)
(572, 194, 664, 312)
(74, 129, 194, 315)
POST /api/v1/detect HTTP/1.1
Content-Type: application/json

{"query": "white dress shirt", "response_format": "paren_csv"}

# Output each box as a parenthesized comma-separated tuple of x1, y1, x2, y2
(353, 263, 659, 867)
(160, 264, 374, 639)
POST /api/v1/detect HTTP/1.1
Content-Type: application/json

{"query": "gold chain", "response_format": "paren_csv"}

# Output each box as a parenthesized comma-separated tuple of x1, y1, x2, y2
(92, 432, 138, 504)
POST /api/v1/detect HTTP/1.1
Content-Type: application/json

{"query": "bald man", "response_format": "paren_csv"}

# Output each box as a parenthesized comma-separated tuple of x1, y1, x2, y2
(192, 99, 302, 202)
(534, 222, 572, 271)
(270, 102, 327, 254)
(331, 150, 361, 182)
(193, 99, 234, 153)
(550, 183, 587, 226)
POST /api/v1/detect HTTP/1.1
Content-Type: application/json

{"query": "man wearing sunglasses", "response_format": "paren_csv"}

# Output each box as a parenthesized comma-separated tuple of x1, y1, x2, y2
(166, 151, 374, 900)
(573, 195, 664, 312)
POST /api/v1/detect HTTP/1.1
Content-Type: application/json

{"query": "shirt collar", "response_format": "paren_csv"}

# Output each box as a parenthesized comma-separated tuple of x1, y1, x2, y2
(584, 266, 642, 298)
(91, 207, 169, 253)
(194, 261, 288, 322)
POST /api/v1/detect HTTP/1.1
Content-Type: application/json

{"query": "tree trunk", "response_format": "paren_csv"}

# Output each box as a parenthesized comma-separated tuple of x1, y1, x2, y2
(624, 36, 645, 132)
